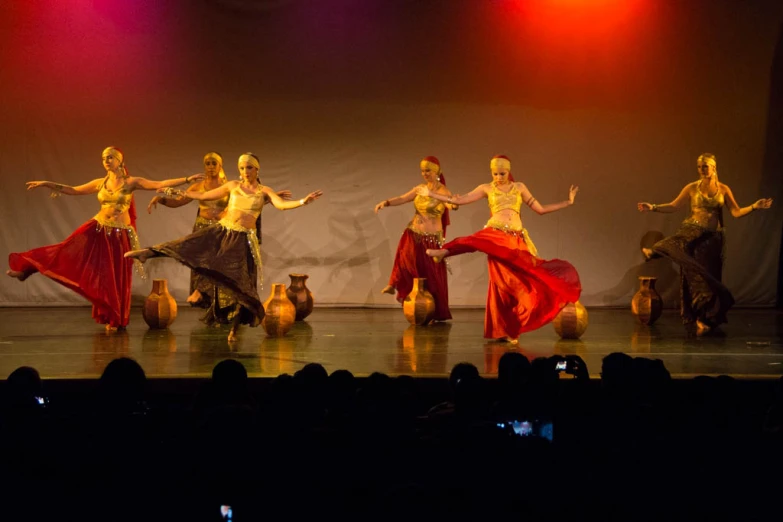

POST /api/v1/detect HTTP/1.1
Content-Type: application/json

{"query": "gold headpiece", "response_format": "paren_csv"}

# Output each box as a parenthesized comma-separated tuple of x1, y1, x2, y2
(238, 153, 260, 170)
(490, 157, 511, 170)
(204, 152, 227, 182)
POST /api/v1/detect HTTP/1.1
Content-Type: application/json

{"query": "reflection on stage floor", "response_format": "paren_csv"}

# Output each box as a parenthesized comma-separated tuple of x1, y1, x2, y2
(0, 307, 781, 379)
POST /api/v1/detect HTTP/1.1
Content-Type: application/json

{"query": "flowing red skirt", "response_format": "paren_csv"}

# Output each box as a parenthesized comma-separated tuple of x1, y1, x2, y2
(388, 228, 451, 321)
(443, 227, 581, 339)
(8, 219, 134, 328)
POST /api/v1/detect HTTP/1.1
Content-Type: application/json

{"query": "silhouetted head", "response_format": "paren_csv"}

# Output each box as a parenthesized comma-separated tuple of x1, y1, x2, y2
(5, 366, 42, 407)
(449, 362, 480, 391)
(498, 352, 531, 392)
(212, 359, 249, 402)
(99, 357, 146, 407)
(601, 352, 635, 392)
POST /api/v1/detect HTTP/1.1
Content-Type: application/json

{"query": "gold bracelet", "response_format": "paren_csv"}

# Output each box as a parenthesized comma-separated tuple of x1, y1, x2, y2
(651, 204, 657, 211)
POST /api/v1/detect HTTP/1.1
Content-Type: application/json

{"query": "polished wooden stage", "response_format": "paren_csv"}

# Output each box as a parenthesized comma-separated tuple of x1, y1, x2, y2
(0, 306, 781, 380)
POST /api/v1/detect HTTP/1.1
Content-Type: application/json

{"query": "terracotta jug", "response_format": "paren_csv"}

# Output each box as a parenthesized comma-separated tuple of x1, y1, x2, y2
(142, 279, 178, 329)
(403, 278, 436, 326)
(286, 273, 314, 321)
(262, 283, 296, 336)
(553, 301, 589, 339)
(631, 276, 663, 326)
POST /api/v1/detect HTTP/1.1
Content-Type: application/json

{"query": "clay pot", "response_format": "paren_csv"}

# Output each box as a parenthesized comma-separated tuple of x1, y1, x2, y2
(631, 276, 663, 326)
(403, 278, 436, 326)
(553, 301, 589, 339)
(262, 283, 296, 337)
(142, 279, 178, 329)
(286, 273, 314, 321)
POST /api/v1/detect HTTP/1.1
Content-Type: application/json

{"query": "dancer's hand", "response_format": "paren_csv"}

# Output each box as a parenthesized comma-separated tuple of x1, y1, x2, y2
(147, 196, 163, 214)
(752, 198, 773, 210)
(277, 190, 293, 200)
(301, 190, 323, 205)
(26, 181, 50, 191)
(415, 186, 431, 198)
(374, 201, 386, 214)
(187, 173, 206, 184)
(568, 185, 579, 204)
(637, 202, 654, 212)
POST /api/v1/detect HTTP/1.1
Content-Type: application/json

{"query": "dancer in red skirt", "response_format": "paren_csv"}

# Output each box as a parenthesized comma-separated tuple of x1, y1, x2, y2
(419, 155, 581, 342)
(7, 147, 204, 331)
(374, 156, 457, 321)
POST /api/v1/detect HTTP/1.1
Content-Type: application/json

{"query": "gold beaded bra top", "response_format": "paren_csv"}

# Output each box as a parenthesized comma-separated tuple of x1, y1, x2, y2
(97, 176, 133, 214)
(688, 183, 725, 229)
(226, 186, 264, 219)
(488, 182, 522, 215)
(197, 183, 229, 212)
(413, 193, 446, 219)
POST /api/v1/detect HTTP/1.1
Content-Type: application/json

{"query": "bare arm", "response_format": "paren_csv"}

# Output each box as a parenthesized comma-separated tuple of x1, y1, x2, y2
(26, 178, 103, 196)
(521, 183, 578, 215)
(147, 194, 193, 213)
(415, 184, 488, 206)
(178, 182, 235, 202)
(374, 187, 418, 213)
(266, 190, 293, 205)
(722, 184, 773, 218)
(638, 183, 692, 213)
(129, 173, 205, 192)
(264, 187, 324, 210)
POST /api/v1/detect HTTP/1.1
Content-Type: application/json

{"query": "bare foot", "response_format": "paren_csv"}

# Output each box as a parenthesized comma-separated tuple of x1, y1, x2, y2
(696, 320, 711, 337)
(124, 249, 154, 263)
(228, 326, 240, 342)
(381, 285, 396, 295)
(426, 248, 448, 263)
(642, 247, 653, 261)
(105, 324, 118, 333)
(6, 270, 30, 282)
(187, 290, 203, 304)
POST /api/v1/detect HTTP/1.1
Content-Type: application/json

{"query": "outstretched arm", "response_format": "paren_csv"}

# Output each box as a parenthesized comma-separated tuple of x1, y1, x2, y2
(129, 173, 205, 192)
(638, 183, 691, 213)
(265, 190, 293, 206)
(176, 181, 234, 201)
(374, 187, 417, 213)
(415, 184, 487, 206)
(521, 183, 578, 215)
(264, 187, 323, 210)
(26, 178, 103, 196)
(722, 185, 773, 218)
(148, 194, 193, 213)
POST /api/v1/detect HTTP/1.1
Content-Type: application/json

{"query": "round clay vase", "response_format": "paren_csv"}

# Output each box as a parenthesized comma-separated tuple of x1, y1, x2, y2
(403, 278, 436, 326)
(631, 276, 663, 326)
(142, 279, 178, 329)
(553, 301, 589, 339)
(262, 283, 297, 337)
(286, 273, 314, 321)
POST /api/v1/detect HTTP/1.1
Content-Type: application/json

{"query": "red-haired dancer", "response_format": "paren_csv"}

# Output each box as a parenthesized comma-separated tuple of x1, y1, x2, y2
(375, 156, 456, 321)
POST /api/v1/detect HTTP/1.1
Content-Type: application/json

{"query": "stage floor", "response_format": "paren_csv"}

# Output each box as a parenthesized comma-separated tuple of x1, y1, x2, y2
(0, 307, 782, 380)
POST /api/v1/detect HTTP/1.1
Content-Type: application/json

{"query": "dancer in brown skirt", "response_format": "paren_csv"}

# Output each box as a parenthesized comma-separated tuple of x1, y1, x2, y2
(127, 153, 322, 341)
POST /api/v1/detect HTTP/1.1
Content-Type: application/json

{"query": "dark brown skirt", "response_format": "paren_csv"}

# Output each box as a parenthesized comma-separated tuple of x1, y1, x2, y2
(652, 222, 734, 327)
(150, 224, 263, 327)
